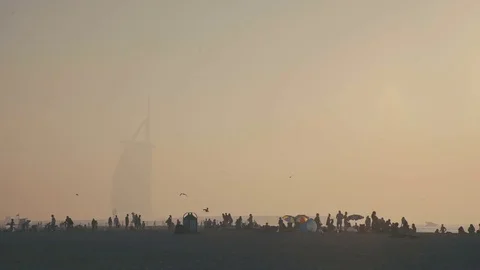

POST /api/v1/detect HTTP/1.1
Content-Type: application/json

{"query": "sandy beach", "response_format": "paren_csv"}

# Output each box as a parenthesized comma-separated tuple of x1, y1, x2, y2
(1, 230, 479, 270)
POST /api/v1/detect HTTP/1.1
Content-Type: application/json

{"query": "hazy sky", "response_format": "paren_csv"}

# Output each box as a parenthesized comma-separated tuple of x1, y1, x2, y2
(1, 0, 480, 224)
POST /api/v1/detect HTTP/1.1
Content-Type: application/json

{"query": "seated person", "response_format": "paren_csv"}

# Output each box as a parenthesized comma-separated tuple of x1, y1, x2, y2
(174, 220, 185, 234)
(468, 224, 475, 234)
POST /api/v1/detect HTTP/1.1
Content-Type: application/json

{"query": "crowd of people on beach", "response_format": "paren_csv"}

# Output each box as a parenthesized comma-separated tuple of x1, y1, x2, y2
(121, 213, 146, 230)
(272, 211, 421, 236)
(3, 210, 480, 236)
(3, 213, 145, 232)
(202, 213, 258, 229)
(453, 224, 480, 235)
(186, 210, 480, 237)
(197, 210, 480, 238)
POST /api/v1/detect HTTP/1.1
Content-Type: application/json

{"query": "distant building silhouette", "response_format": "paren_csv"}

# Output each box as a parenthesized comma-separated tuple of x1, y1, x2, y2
(111, 98, 153, 217)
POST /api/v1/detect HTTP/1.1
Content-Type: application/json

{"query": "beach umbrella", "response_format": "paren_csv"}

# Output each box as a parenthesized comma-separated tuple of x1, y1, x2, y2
(282, 215, 295, 223)
(347, 214, 364, 221)
(295, 214, 309, 224)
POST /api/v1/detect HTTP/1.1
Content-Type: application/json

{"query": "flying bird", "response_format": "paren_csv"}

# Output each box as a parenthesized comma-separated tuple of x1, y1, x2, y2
(203, 207, 209, 213)
(179, 193, 187, 197)
(75, 194, 79, 196)
(289, 175, 293, 178)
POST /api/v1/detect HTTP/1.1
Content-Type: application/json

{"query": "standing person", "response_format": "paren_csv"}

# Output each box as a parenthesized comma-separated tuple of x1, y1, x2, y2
(247, 214, 253, 229)
(166, 215, 173, 230)
(50, 215, 56, 232)
(114, 215, 120, 228)
(91, 218, 98, 231)
(371, 211, 378, 232)
(440, 224, 447, 234)
(314, 213, 322, 231)
(326, 214, 331, 230)
(336, 211, 344, 231)
(278, 217, 286, 232)
(365, 216, 371, 231)
(401, 217, 409, 229)
(108, 217, 113, 228)
(125, 214, 130, 229)
(343, 212, 349, 228)
(8, 219, 15, 232)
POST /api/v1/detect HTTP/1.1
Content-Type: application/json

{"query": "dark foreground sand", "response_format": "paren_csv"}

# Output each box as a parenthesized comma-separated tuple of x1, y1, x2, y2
(1, 230, 480, 270)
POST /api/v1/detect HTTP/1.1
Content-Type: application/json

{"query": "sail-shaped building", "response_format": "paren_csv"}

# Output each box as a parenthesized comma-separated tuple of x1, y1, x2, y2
(111, 99, 154, 218)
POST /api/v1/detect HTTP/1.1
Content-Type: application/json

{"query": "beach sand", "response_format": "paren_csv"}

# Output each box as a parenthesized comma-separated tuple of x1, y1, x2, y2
(1, 230, 479, 270)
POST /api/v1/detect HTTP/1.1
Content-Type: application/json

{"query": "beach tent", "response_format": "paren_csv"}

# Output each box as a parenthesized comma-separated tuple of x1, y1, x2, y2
(305, 219, 318, 232)
(299, 222, 308, 232)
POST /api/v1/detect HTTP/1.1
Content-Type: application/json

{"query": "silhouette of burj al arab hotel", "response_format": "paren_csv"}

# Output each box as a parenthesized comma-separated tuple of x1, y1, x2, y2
(111, 99, 154, 218)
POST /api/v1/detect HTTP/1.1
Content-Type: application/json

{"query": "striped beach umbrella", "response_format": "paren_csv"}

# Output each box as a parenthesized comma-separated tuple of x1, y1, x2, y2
(295, 214, 309, 224)
(282, 215, 295, 223)
(347, 214, 364, 221)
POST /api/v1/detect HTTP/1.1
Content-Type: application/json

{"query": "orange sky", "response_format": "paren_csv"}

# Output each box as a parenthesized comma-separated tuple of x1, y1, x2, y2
(1, 0, 480, 224)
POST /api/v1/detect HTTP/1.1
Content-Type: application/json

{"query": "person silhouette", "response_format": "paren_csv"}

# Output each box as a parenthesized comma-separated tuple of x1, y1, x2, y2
(125, 214, 130, 229)
(65, 216, 74, 230)
(91, 218, 98, 231)
(468, 224, 475, 234)
(343, 212, 349, 228)
(8, 219, 15, 232)
(247, 214, 254, 228)
(336, 211, 344, 231)
(440, 224, 446, 234)
(114, 215, 120, 228)
(50, 215, 56, 232)
(314, 213, 322, 231)
(371, 211, 378, 232)
(278, 217, 286, 232)
(365, 216, 371, 231)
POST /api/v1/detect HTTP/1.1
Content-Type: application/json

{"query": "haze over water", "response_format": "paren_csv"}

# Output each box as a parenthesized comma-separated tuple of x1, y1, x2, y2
(1, 0, 480, 225)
